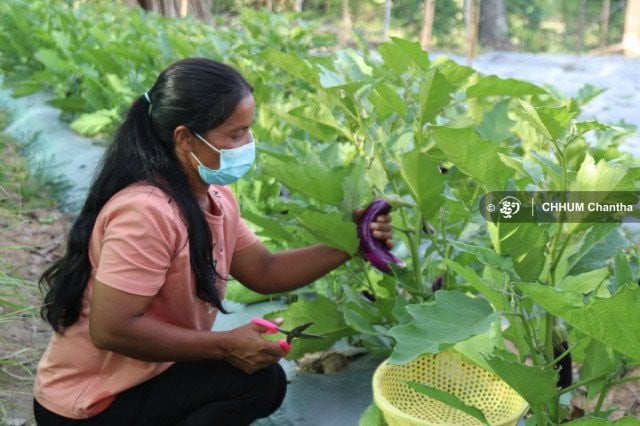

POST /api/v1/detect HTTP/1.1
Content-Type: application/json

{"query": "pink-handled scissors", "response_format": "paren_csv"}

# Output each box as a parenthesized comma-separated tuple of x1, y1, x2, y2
(251, 318, 324, 355)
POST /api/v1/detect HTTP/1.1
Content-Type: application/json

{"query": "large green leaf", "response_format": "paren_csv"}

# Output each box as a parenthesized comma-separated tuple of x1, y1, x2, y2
(466, 75, 547, 98)
(419, 68, 455, 125)
(378, 37, 429, 74)
(388, 291, 499, 364)
(475, 100, 515, 145)
(489, 222, 547, 282)
(431, 127, 512, 191)
(70, 109, 118, 135)
(297, 210, 359, 256)
(518, 284, 640, 362)
(265, 295, 355, 359)
(444, 260, 505, 310)
(368, 81, 407, 120)
(400, 150, 445, 221)
(280, 103, 349, 141)
(261, 155, 345, 206)
(485, 351, 556, 414)
(259, 49, 319, 86)
(449, 241, 515, 275)
(571, 153, 634, 192)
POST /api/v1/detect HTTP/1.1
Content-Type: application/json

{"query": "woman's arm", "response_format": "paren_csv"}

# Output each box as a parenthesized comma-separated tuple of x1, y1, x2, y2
(230, 214, 392, 294)
(89, 280, 284, 373)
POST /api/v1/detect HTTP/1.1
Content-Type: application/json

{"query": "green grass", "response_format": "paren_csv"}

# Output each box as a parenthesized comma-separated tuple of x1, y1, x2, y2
(0, 108, 65, 424)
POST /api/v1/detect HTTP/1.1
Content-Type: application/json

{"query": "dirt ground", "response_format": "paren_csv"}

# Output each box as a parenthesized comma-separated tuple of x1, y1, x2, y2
(0, 208, 639, 424)
(0, 207, 68, 426)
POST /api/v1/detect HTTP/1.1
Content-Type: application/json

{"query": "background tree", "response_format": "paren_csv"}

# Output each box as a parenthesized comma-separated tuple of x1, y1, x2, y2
(464, 0, 480, 64)
(478, 0, 511, 50)
(420, 0, 436, 50)
(132, 0, 214, 22)
(623, 0, 640, 56)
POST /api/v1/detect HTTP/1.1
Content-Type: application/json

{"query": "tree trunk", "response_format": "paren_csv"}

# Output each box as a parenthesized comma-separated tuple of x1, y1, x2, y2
(478, 0, 511, 50)
(382, 0, 392, 40)
(576, 0, 587, 53)
(623, 0, 640, 57)
(600, 0, 611, 49)
(339, 0, 352, 47)
(293, 0, 303, 12)
(136, 0, 214, 24)
(464, 0, 480, 65)
(420, 0, 436, 50)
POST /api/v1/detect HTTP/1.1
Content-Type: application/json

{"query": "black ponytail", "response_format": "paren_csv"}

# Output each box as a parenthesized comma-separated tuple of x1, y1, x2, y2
(40, 58, 253, 333)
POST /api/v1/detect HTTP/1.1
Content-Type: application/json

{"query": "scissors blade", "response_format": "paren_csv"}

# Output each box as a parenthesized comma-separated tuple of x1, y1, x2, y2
(284, 322, 324, 343)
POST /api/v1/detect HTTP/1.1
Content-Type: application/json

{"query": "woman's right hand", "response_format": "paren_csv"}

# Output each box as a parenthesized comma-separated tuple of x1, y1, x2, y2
(220, 322, 286, 374)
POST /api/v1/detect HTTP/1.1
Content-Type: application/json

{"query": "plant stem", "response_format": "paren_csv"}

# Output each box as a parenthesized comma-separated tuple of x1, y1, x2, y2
(592, 375, 612, 416)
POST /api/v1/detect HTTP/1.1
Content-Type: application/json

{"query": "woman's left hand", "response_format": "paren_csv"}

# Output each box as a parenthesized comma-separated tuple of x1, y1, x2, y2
(353, 209, 393, 249)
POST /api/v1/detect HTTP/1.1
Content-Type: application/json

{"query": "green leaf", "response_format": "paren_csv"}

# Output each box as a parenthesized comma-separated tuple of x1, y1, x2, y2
(475, 100, 515, 145)
(466, 75, 547, 98)
(490, 222, 547, 282)
(444, 259, 505, 311)
(265, 295, 355, 359)
(400, 150, 445, 221)
(449, 241, 515, 275)
(225, 280, 271, 304)
(579, 339, 615, 399)
(559, 268, 609, 294)
(614, 251, 634, 289)
(281, 103, 349, 141)
(34, 49, 71, 74)
(512, 100, 552, 140)
(369, 81, 407, 120)
(419, 68, 455, 125)
(70, 109, 117, 135)
(485, 351, 556, 414)
(378, 37, 429, 74)
(536, 106, 576, 140)
(297, 210, 358, 255)
(431, 127, 512, 191)
(406, 381, 489, 425)
(359, 403, 386, 426)
(388, 291, 499, 364)
(572, 153, 634, 192)
(518, 284, 640, 362)
(261, 155, 345, 206)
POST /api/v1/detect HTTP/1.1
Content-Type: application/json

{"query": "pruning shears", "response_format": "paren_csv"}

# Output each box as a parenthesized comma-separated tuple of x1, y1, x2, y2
(251, 318, 324, 355)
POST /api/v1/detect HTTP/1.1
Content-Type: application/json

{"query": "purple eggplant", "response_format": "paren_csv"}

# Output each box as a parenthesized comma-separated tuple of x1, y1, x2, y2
(357, 198, 405, 274)
(431, 275, 444, 292)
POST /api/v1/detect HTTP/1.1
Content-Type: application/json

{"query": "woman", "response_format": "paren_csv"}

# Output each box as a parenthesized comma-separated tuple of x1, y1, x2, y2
(34, 58, 393, 425)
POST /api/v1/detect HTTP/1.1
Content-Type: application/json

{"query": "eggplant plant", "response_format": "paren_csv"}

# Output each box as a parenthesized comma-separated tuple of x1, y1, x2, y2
(249, 38, 640, 423)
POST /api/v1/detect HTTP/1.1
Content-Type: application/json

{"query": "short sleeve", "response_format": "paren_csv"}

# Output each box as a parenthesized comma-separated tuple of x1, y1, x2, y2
(94, 192, 181, 296)
(234, 217, 258, 252)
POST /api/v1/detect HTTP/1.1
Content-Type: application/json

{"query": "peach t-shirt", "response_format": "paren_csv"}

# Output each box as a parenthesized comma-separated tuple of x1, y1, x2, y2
(34, 183, 258, 419)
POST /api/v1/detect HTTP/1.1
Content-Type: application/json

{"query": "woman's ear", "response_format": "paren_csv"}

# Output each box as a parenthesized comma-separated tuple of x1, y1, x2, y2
(174, 125, 195, 152)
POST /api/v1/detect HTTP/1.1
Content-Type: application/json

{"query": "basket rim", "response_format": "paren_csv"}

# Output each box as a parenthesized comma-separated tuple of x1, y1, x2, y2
(372, 354, 530, 426)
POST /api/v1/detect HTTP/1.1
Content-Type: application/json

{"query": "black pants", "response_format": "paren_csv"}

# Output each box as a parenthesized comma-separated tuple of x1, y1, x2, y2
(34, 360, 287, 426)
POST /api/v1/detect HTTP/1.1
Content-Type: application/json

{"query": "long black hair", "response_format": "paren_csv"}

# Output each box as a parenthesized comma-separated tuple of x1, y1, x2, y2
(40, 58, 253, 333)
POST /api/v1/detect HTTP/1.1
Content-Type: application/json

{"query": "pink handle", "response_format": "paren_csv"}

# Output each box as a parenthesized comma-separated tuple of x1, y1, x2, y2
(251, 318, 278, 334)
(278, 340, 291, 355)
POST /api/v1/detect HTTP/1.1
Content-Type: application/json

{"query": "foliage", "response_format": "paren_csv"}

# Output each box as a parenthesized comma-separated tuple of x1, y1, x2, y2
(2, 2, 640, 423)
(0, 0, 334, 137)
(249, 37, 640, 423)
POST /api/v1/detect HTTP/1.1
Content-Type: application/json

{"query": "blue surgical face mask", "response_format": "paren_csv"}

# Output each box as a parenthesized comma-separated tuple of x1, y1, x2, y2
(190, 132, 256, 186)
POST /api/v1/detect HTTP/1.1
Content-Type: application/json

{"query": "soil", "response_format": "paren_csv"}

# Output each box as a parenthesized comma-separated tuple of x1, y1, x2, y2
(0, 207, 639, 424)
(0, 208, 69, 426)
